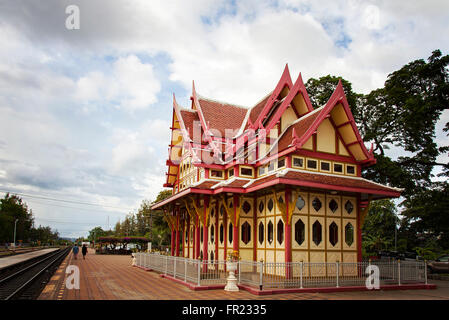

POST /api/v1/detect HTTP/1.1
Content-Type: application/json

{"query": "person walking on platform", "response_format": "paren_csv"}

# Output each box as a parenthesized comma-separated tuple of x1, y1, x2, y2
(73, 244, 79, 260)
(82, 244, 88, 260)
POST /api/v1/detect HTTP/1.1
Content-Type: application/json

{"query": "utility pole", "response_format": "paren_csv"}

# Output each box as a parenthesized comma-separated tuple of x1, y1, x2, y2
(13, 219, 18, 248)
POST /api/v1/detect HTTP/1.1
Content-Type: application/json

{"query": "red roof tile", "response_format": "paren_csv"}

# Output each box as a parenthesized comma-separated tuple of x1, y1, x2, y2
(179, 109, 199, 136)
(198, 98, 247, 136)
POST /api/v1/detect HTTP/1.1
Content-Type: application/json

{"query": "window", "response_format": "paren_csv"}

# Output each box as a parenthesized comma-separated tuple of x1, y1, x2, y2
(346, 164, 356, 175)
(210, 208, 214, 217)
(210, 170, 223, 178)
(312, 221, 322, 245)
(228, 168, 234, 177)
(295, 219, 305, 245)
(329, 222, 338, 246)
(277, 220, 284, 245)
(258, 201, 264, 213)
(200, 250, 203, 260)
(277, 158, 285, 169)
(329, 199, 338, 213)
(240, 167, 254, 177)
(200, 227, 203, 243)
(258, 166, 265, 176)
(296, 195, 305, 210)
(345, 200, 354, 214)
(268, 161, 275, 172)
(293, 156, 304, 168)
(258, 222, 264, 245)
(219, 224, 224, 244)
(220, 205, 225, 216)
(185, 230, 188, 243)
(320, 161, 331, 172)
(267, 221, 274, 244)
(190, 228, 193, 243)
(228, 223, 233, 244)
(307, 159, 318, 170)
(241, 222, 251, 244)
(345, 223, 354, 246)
(242, 201, 251, 214)
(267, 199, 274, 212)
(211, 251, 214, 261)
(312, 197, 322, 212)
(333, 163, 343, 173)
(210, 225, 214, 243)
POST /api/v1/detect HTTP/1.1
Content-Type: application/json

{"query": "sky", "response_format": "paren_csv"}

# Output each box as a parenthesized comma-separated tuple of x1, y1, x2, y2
(0, 0, 448, 239)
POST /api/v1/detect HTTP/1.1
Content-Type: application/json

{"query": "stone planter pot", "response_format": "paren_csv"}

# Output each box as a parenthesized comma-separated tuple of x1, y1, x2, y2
(224, 261, 239, 292)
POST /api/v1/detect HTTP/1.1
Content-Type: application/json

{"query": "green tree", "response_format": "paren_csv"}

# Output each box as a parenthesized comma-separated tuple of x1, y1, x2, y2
(401, 182, 449, 250)
(362, 200, 399, 255)
(306, 50, 449, 252)
(88, 226, 107, 244)
(0, 193, 34, 243)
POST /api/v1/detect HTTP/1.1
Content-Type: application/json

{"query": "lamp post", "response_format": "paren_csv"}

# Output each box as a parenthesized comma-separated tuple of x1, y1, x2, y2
(13, 219, 18, 248)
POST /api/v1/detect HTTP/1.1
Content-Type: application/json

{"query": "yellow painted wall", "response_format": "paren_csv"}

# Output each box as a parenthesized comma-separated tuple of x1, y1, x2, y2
(330, 103, 347, 126)
(338, 138, 350, 156)
(317, 119, 336, 153)
(338, 124, 357, 144)
(292, 93, 309, 116)
(302, 137, 313, 150)
(348, 144, 367, 161)
(281, 106, 297, 132)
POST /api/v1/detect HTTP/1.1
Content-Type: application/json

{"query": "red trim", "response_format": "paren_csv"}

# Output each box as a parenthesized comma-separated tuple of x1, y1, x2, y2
(265, 72, 313, 133)
(170, 228, 175, 256)
(233, 194, 240, 253)
(215, 201, 219, 262)
(253, 64, 293, 130)
(336, 120, 352, 129)
(152, 174, 401, 210)
(285, 187, 292, 278)
(237, 283, 436, 296)
(295, 149, 356, 164)
(357, 195, 362, 263)
(155, 272, 436, 295)
(175, 213, 180, 256)
(253, 196, 257, 262)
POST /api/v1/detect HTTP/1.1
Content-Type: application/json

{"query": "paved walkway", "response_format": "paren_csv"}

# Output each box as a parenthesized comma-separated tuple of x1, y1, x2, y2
(0, 248, 59, 270)
(39, 249, 449, 300)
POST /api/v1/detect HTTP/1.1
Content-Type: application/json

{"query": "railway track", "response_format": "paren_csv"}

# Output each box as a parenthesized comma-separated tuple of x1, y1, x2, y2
(0, 247, 70, 300)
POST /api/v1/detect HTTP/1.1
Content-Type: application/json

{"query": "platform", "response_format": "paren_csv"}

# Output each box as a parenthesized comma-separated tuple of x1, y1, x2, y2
(38, 248, 449, 300)
(0, 248, 60, 271)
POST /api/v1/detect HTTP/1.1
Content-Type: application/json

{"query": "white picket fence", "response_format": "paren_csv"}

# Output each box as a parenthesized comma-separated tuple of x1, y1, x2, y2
(134, 253, 427, 289)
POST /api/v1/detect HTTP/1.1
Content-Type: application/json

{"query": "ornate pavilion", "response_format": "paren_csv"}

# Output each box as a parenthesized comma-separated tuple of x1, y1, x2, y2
(150, 65, 402, 265)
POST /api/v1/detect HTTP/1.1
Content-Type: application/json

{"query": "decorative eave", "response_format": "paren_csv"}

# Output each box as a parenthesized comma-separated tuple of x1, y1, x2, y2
(151, 167, 402, 210)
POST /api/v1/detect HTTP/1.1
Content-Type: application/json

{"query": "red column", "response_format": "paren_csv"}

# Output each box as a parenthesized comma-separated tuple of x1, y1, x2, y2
(215, 201, 219, 261)
(253, 196, 257, 262)
(223, 202, 227, 261)
(170, 228, 175, 256)
(202, 196, 209, 272)
(181, 218, 185, 257)
(357, 195, 362, 263)
(195, 217, 200, 259)
(190, 218, 196, 259)
(233, 194, 239, 253)
(175, 214, 180, 257)
(187, 218, 190, 258)
(285, 187, 292, 278)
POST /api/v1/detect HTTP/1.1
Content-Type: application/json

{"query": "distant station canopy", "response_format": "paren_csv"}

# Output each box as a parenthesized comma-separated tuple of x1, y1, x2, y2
(150, 65, 402, 264)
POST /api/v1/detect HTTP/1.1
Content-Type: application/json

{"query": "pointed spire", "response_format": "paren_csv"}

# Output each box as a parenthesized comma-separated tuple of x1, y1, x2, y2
(282, 63, 291, 80)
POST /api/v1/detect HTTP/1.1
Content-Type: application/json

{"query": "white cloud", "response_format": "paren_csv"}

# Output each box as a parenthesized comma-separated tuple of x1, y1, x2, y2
(75, 55, 161, 112)
(1, 0, 448, 237)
